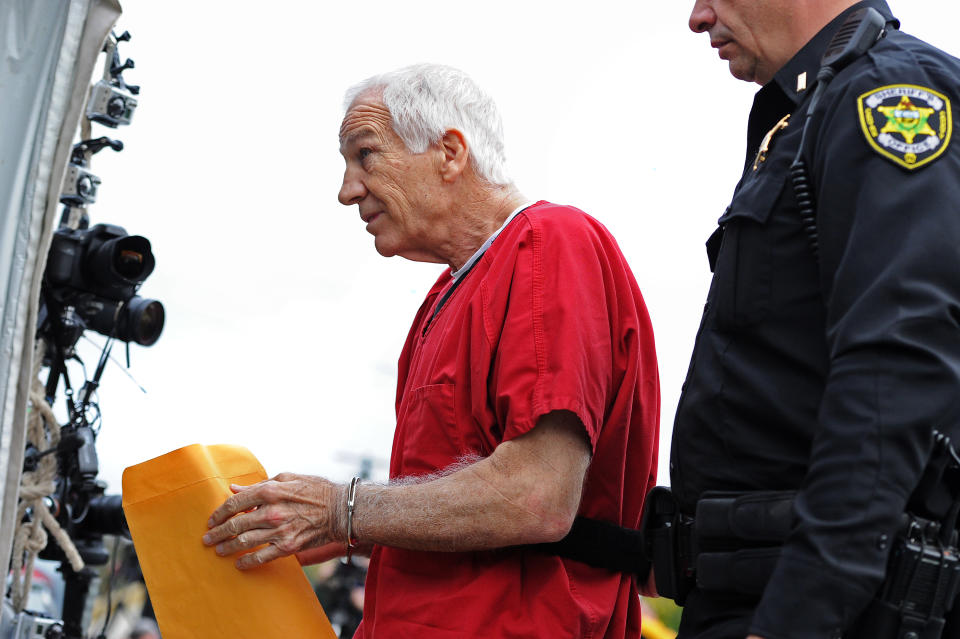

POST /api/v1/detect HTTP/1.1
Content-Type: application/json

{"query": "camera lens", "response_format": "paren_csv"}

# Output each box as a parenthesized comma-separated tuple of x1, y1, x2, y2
(87, 234, 155, 288)
(115, 249, 144, 279)
(121, 297, 165, 346)
(77, 175, 94, 199)
(107, 96, 126, 118)
(109, 237, 153, 282)
(80, 296, 164, 346)
(81, 494, 129, 538)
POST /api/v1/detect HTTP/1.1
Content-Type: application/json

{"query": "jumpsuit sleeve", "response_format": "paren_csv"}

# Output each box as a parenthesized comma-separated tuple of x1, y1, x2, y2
(488, 209, 627, 451)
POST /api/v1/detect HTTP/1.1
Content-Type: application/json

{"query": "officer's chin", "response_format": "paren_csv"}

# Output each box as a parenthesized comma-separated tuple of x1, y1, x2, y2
(727, 59, 760, 84)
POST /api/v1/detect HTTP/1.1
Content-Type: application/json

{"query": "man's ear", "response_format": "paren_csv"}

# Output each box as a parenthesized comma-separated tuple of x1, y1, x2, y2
(439, 129, 470, 182)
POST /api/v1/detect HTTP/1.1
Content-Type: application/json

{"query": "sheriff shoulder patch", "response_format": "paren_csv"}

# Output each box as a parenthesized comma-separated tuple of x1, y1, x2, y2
(857, 84, 953, 170)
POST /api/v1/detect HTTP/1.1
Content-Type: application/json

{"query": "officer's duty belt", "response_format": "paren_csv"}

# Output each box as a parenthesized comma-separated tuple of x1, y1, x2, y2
(640, 487, 796, 604)
(539, 432, 960, 639)
(683, 489, 795, 600)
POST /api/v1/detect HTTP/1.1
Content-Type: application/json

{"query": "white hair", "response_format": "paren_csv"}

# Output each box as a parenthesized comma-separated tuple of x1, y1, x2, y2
(344, 64, 511, 186)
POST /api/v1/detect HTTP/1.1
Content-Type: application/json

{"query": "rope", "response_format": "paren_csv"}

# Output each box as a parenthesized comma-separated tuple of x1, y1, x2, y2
(9, 341, 84, 612)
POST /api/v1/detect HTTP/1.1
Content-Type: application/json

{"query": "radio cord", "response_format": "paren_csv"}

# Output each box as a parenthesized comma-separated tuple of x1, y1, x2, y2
(789, 66, 836, 258)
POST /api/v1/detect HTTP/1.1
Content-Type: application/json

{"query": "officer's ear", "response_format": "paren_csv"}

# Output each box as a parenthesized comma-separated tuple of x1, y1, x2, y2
(438, 129, 470, 183)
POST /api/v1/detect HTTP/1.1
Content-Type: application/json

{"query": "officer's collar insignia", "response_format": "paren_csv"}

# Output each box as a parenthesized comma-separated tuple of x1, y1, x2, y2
(857, 84, 952, 170)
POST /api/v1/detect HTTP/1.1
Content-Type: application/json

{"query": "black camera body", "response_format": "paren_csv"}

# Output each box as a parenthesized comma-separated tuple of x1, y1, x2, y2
(46, 223, 152, 301)
(43, 223, 163, 347)
(34, 422, 128, 567)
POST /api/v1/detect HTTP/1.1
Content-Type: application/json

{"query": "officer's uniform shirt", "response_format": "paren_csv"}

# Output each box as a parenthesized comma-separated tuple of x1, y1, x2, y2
(670, 1, 960, 637)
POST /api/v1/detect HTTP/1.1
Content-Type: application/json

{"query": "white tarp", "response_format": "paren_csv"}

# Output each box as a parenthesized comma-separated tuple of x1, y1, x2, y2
(0, 0, 120, 578)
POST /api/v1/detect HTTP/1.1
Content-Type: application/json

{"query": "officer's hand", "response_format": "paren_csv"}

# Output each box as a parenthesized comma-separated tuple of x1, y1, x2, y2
(202, 473, 342, 570)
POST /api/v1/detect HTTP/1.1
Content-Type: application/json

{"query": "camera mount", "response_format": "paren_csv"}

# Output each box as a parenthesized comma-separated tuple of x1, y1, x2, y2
(108, 31, 139, 96)
(60, 139, 122, 210)
(70, 137, 123, 166)
(86, 32, 138, 128)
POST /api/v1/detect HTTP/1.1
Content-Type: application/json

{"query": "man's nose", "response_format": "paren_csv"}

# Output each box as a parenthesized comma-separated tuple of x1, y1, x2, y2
(338, 167, 366, 206)
(689, 0, 716, 33)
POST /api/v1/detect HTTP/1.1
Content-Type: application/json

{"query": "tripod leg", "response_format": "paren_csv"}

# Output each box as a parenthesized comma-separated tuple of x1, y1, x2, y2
(59, 564, 96, 639)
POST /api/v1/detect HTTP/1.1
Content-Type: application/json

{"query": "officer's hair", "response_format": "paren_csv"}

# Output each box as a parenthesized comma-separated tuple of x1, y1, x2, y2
(343, 63, 512, 186)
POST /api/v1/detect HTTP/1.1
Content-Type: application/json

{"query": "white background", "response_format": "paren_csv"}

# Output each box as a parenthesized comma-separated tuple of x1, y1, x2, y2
(70, 1, 960, 494)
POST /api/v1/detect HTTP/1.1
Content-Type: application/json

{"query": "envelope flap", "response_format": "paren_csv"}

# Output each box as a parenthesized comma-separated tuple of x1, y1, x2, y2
(122, 444, 267, 507)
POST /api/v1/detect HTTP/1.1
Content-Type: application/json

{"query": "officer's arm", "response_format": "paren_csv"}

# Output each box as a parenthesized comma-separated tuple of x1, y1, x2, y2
(749, 69, 960, 638)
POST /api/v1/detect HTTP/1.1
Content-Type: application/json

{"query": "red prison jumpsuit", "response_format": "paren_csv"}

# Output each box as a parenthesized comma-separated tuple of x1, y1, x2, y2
(354, 201, 660, 639)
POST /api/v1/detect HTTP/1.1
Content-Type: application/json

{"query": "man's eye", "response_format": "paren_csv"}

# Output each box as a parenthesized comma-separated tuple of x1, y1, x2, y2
(358, 148, 372, 161)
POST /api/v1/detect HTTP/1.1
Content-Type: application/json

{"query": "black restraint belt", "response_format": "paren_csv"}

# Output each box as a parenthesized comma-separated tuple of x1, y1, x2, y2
(534, 516, 650, 578)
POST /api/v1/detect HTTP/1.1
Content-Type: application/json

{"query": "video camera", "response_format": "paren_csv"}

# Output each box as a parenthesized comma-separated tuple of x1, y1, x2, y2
(86, 30, 138, 129)
(59, 137, 122, 210)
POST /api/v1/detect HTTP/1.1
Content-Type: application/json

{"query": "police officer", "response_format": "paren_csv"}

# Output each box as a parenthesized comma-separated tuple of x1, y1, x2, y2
(673, 1, 960, 638)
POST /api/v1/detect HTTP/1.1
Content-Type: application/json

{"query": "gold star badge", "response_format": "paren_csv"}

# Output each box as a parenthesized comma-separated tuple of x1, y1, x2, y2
(877, 96, 937, 144)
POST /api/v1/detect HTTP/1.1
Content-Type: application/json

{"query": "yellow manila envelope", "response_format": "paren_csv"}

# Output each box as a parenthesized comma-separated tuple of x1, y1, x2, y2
(122, 444, 337, 639)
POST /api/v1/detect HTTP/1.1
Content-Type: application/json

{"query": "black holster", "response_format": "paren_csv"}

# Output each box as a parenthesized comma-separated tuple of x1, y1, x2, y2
(847, 513, 960, 639)
(847, 432, 960, 639)
(640, 486, 696, 604)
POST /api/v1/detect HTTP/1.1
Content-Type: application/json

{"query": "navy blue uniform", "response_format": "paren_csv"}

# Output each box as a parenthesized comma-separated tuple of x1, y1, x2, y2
(671, 1, 960, 637)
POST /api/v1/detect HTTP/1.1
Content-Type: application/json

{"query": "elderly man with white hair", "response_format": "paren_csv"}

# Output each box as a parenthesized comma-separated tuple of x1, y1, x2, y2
(203, 64, 660, 639)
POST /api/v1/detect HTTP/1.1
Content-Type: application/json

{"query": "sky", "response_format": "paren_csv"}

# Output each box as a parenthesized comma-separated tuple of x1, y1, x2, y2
(65, 1, 960, 495)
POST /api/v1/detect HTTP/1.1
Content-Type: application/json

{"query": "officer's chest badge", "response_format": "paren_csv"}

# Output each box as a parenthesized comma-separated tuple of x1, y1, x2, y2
(857, 84, 953, 170)
(753, 114, 791, 171)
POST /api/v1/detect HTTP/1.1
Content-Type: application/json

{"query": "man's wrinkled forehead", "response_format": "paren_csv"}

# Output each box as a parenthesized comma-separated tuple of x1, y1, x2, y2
(338, 91, 394, 150)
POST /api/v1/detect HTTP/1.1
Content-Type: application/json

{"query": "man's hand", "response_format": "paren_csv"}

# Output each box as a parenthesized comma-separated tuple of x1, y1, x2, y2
(202, 473, 343, 570)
